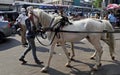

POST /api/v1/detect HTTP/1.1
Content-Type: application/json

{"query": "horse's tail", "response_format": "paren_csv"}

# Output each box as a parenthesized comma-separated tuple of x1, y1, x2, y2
(102, 20, 115, 59)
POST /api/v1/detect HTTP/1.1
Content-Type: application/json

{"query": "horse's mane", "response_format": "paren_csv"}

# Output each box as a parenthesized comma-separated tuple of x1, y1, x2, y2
(33, 8, 52, 27)
(34, 8, 62, 27)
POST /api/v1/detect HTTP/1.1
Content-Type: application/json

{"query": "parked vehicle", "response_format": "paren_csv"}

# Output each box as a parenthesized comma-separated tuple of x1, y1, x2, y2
(0, 20, 12, 43)
(0, 10, 19, 43)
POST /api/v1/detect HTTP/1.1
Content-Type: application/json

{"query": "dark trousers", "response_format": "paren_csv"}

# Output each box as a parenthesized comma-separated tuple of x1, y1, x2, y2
(20, 37, 39, 61)
(110, 22, 116, 28)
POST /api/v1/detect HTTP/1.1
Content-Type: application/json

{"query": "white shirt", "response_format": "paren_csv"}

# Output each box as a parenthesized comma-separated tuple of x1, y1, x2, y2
(0, 16, 4, 21)
(16, 13, 28, 25)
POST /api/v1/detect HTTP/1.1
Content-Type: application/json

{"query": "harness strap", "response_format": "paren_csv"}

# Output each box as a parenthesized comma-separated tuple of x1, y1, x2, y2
(49, 17, 55, 27)
(36, 30, 57, 46)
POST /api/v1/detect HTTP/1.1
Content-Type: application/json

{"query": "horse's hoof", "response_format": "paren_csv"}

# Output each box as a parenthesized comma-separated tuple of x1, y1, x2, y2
(91, 67, 98, 71)
(41, 67, 48, 73)
(53, 52, 56, 54)
(65, 63, 71, 67)
(98, 63, 102, 67)
(112, 56, 115, 60)
(70, 58, 75, 61)
(90, 57, 95, 60)
(92, 65, 98, 71)
(92, 63, 101, 71)
(56, 44, 61, 47)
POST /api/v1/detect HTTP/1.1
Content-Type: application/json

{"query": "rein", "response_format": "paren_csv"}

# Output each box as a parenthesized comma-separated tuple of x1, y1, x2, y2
(35, 18, 73, 46)
(43, 28, 119, 33)
(35, 17, 59, 46)
(36, 32, 56, 46)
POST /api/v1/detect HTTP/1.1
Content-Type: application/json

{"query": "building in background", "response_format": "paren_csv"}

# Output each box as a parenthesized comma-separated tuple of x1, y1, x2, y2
(1, 0, 120, 11)
(44, 0, 73, 5)
(0, 0, 14, 11)
(44, 0, 91, 7)
(0, 0, 43, 11)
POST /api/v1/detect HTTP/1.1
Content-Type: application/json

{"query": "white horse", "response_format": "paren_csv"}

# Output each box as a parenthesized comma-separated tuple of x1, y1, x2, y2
(31, 8, 115, 72)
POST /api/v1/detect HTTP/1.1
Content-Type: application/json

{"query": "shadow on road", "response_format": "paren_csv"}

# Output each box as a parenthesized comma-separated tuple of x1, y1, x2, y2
(0, 38, 21, 51)
(22, 63, 71, 75)
(90, 60, 120, 75)
(23, 63, 44, 68)
(69, 67, 91, 75)
(91, 64, 120, 75)
(48, 67, 69, 75)
(73, 46, 95, 52)
(65, 42, 94, 52)
(36, 46, 49, 52)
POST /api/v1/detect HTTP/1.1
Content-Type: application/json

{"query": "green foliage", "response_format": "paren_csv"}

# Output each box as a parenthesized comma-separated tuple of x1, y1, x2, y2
(93, 0, 103, 8)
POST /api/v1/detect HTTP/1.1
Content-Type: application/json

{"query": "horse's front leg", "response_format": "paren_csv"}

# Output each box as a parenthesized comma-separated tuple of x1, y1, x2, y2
(61, 42, 71, 67)
(41, 42, 56, 73)
(90, 51, 97, 60)
(93, 49, 103, 71)
(70, 42, 75, 60)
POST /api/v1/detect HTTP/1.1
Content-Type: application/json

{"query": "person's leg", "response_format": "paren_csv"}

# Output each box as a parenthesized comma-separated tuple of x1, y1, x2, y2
(22, 25, 27, 45)
(21, 25, 27, 47)
(29, 38, 43, 64)
(19, 38, 31, 64)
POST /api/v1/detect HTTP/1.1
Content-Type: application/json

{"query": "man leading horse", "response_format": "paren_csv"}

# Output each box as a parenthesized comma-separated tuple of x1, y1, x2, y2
(19, 6, 43, 65)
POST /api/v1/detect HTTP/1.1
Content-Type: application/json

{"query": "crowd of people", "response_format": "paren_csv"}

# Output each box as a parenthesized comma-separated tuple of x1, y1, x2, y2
(102, 10, 119, 28)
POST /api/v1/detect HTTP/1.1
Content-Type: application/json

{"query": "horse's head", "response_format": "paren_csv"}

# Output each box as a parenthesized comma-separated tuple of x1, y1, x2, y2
(31, 8, 53, 28)
(28, 8, 69, 32)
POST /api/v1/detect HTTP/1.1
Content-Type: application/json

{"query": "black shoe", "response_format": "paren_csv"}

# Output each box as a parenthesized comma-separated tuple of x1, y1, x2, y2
(24, 43, 28, 45)
(56, 44, 61, 47)
(35, 60, 43, 64)
(22, 45, 27, 47)
(22, 43, 28, 47)
(19, 58, 27, 65)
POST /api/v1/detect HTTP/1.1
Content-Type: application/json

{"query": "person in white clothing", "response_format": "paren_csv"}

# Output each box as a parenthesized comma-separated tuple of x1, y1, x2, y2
(0, 15, 4, 21)
(16, 8, 28, 47)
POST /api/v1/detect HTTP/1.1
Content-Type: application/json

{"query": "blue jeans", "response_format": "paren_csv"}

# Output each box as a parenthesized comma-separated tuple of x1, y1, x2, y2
(20, 37, 39, 61)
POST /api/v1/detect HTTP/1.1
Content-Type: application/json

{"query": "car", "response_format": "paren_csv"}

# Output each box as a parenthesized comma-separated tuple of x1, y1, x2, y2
(0, 20, 12, 43)
(0, 11, 19, 43)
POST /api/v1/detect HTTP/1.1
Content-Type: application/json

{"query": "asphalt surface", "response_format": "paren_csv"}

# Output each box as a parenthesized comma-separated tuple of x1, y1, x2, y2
(0, 33, 120, 75)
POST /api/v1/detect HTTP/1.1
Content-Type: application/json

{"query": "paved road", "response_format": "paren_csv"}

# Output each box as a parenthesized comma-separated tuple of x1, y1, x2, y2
(0, 34, 120, 75)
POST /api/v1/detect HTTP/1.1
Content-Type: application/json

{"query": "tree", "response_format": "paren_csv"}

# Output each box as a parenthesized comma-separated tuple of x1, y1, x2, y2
(93, 0, 102, 8)
(38, 0, 43, 3)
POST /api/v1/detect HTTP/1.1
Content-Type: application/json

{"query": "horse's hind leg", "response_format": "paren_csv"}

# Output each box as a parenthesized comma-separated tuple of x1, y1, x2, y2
(88, 36, 103, 70)
(102, 39, 115, 60)
(41, 42, 56, 73)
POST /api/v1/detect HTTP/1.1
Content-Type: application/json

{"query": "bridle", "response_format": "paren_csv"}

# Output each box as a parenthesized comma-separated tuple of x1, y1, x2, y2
(35, 15, 59, 46)
(34, 10, 72, 46)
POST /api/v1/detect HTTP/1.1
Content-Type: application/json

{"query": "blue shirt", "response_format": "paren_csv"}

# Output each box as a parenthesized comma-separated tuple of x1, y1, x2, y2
(108, 14, 116, 23)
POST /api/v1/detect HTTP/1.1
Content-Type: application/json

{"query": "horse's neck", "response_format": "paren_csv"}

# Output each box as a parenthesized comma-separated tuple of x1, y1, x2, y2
(39, 10, 53, 28)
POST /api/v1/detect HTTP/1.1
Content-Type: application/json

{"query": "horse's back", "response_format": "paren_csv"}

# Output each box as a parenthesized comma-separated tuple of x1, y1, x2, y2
(82, 18, 105, 31)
